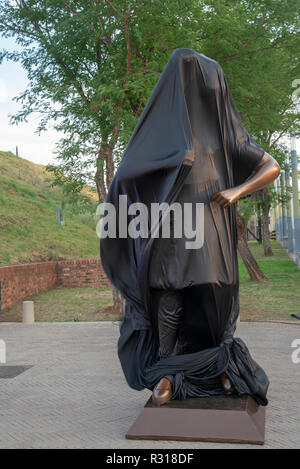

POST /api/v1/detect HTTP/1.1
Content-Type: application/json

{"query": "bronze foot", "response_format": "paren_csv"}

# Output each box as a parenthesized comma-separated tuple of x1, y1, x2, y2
(152, 377, 172, 406)
(220, 372, 235, 395)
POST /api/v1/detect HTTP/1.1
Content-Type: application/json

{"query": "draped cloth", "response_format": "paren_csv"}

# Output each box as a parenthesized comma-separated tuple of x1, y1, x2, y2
(100, 48, 269, 406)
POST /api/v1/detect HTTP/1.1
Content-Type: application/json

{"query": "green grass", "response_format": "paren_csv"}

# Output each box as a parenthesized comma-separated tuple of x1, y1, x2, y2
(1, 151, 299, 323)
(0, 286, 117, 322)
(239, 241, 300, 322)
(2, 240, 298, 323)
(0, 151, 99, 265)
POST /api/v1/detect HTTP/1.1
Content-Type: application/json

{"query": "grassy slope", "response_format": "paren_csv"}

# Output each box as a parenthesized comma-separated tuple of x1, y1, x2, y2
(0, 151, 99, 265)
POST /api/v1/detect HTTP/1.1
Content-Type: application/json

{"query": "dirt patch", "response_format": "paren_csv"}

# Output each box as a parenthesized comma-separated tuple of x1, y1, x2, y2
(37, 193, 48, 200)
(87, 305, 122, 321)
(73, 305, 122, 322)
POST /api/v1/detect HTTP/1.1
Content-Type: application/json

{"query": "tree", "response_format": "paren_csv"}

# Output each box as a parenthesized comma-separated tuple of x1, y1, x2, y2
(249, 143, 293, 257)
(1, 0, 299, 296)
(0, 0, 200, 313)
(207, 2, 300, 260)
(0, 0, 201, 201)
(236, 210, 267, 282)
(1, 1, 299, 197)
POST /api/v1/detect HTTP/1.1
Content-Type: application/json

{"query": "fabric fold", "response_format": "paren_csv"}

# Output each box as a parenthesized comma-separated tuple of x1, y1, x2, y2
(101, 48, 269, 406)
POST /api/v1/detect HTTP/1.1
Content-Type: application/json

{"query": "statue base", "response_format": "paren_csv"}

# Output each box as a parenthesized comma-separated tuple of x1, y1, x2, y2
(126, 394, 266, 445)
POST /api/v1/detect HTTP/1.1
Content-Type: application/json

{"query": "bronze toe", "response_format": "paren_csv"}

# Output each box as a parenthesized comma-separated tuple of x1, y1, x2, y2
(152, 377, 172, 406)
(221, 372, 234, 395)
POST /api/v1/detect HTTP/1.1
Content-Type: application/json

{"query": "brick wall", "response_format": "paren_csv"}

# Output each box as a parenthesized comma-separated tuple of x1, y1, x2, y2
(58, 259, 111, 288)
(0, 259, 111, 311)
(0, 261, 58, 310)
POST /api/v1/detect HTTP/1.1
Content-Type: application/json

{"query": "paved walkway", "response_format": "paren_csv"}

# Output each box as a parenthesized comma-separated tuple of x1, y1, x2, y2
(0, 321, 299, 449)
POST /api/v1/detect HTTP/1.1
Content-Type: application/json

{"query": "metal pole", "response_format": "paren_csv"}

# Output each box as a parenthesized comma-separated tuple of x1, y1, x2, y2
(290, 135, 300, 265)
(272, 181, 279, 239)
(285, 159, 294, 253)
(280, 171, 288, 248)
(276, 178, 284, 242)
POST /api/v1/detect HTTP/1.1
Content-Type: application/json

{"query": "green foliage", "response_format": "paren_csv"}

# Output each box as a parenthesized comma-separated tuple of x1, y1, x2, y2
(0, 0, 299, 201)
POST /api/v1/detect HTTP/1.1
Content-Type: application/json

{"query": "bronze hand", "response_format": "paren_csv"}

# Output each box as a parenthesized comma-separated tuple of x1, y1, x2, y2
(212, 152, 280, 207)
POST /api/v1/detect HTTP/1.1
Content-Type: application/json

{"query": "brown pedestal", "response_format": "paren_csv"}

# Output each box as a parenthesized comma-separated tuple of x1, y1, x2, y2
(126, 394, 266, 445)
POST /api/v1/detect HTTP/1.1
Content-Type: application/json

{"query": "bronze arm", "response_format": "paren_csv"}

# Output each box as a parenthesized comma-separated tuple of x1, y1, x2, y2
(212, 152, 280, 208)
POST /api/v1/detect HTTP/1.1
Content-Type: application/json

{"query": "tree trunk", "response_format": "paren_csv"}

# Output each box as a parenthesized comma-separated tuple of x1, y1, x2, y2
(237, 212, 268, 282)
(95, 156, 106, 203)
(112, 285, 124, 317)
(257, 204, 262, 243)
(96, 128, 123, 314)
(261, 188, 273, 256)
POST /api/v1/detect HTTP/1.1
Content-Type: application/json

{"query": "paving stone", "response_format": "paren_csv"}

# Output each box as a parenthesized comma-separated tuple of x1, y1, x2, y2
(0, 321, 299, 448)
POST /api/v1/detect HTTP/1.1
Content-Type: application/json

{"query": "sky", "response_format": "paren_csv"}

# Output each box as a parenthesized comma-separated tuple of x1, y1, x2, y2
(0, 36, 62, 166)
(0, 36, 299, 167)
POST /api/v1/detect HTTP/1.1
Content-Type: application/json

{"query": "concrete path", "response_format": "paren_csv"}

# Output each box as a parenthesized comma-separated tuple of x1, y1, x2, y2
(0, 321, 299, 449)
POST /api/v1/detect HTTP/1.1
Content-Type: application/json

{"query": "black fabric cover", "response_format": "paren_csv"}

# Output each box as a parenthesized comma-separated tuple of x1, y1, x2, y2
(100, 48, 269, 406)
